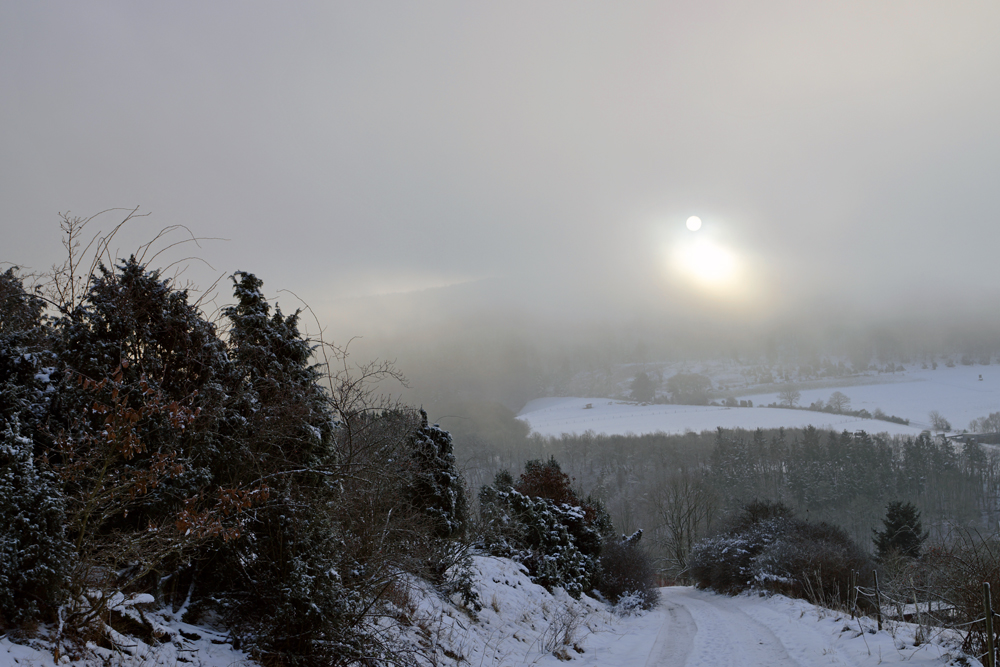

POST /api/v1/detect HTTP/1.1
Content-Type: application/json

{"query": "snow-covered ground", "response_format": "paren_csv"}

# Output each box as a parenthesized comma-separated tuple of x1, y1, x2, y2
(751, 364, 1000, 433)
(519, 364, 1000, 438)
(597, 587, 970, 667)
(1, 555, 975, 667)
(396, 557, 975, 665)
(0, 594, 251, 667)
(518, 398, 923, 438)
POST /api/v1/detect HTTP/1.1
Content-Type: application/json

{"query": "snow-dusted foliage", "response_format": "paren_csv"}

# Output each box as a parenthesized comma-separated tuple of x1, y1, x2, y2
(0, 269, 72, 625)
(689, 500, 872, 604)
(0, 249, 488, 664)
(407, 409, 467, 538)
(212, 511, 378, 666)
(50, 257, 229, 527)
(0, 418, 73, 624)
(478, 458, 612, 597)
(221, 271, 333, 464)
(0, 268, 51, 438)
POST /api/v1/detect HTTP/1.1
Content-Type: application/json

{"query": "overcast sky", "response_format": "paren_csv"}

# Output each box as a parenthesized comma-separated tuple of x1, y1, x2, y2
(3, 2, 1000, 342)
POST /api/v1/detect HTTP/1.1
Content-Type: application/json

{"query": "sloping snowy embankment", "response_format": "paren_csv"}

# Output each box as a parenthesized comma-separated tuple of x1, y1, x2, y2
(393, 566, 977, 666)
(0, 594, 252, 667)
(1, 556, 976, 667)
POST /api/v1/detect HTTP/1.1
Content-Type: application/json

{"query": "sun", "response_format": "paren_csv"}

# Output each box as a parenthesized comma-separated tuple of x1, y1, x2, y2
(658, 215, 752, 301)
(676, 238, 737, 287)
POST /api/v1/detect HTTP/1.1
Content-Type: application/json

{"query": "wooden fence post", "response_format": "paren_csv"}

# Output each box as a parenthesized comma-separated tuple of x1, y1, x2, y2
(873, 570, 882, 631)
(985, 582, 995, 667)
(850, 570, 857, 620)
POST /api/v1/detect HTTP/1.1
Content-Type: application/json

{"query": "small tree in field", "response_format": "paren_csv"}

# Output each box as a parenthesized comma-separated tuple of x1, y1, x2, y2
(873, 501, 928, 560)
(827, 391, 851, 413)
(929, 410, 951, 432)
(778, 388, 801, 408)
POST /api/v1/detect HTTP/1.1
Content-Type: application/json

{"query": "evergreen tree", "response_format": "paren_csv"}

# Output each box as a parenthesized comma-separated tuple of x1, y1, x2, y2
(873, 501, 928, 559)
(630, 372, 655, 402)
(0, 268, 51, 443)
(0, 418, 74, 624)
(205, 273, 354, 666)
(407, 409, 467, 538)
(221, 271, 332, 470)
(50, 258, 229, 535)
(55, 257, 226, 399)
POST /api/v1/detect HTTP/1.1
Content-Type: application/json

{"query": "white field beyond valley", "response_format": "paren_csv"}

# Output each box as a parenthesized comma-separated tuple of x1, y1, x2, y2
(518, 364, 1000, 438)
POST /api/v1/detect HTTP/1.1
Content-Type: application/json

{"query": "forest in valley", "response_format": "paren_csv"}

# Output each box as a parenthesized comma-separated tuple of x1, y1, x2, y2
(454, 415, 1000, 572)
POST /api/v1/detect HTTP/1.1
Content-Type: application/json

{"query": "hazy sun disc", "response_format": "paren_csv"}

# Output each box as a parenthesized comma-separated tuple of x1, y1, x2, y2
(670, 237, 739, 293)
(686, 216, 702, 231)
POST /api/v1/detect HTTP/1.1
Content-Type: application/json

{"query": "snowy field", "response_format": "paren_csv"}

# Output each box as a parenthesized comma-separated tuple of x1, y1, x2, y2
(519, 364, 1000, 438)
(750, 364, 1000, 433)
(518, 398, 924, 438)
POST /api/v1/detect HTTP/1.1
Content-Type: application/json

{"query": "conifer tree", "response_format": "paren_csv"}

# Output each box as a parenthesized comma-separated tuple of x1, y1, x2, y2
(407, 409, 467, 538)
(221, 271, 332, 469)
(630, 372, 655, 402)
(873, 501, 928, 559)
(0, 418, 73, 624)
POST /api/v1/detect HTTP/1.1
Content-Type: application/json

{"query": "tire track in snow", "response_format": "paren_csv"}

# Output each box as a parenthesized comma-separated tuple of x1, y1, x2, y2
(643, 599, 694, 667)
(650, 588, 862, 667)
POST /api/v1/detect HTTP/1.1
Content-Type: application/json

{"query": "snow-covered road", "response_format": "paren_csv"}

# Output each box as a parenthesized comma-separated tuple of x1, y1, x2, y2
(646, 588, 846, 666)
(648, 588, 801, 666)
(581, 587, 969, 667)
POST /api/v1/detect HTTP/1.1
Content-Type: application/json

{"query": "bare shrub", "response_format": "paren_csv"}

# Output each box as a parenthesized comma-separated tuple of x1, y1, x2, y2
(919, 530, 1000, 657)
(596, 534, 659, 610)
(647, 468, 718, 581)
(542, 605, 584, 653)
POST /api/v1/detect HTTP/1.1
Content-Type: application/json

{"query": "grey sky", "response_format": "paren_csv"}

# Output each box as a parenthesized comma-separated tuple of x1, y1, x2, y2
(3, 2, 1000, 341)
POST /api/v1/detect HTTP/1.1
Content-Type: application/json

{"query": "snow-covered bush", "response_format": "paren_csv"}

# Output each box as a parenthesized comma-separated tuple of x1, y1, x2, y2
(0, 269, 73, 627)
(207, 511, 379, 667)
(0, 418, 74, 626)
(689, 500, 871, 605)
(477, 457, 612, 597)
(0, 220, 492, 665)
(611, 591, 648, 617)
